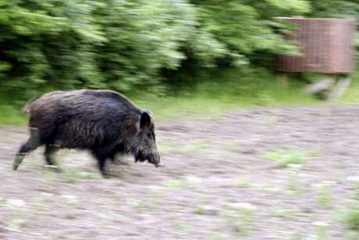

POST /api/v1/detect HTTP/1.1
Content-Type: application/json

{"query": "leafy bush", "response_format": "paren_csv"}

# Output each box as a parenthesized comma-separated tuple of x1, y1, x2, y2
(0, 0, 358, 100)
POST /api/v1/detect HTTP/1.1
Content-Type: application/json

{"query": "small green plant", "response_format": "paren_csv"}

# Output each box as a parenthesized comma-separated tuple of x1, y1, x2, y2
(223, 140, 240, 150)
(5, 217, 27, 231)
(4, 198, 28, 231)
(129, 199, 146, 213)
(344, 205, 359, 231)
(173, 220, 191, 234)
(32, 201, 49, 212)
(317, 185, 333, 206)
(61, 195, 79, 219)
(158, 139, 179, 154)
(287, 167, 305, 197)
(61, 167, 102, 183)
(163, 179, 189, 189)
(269, 208, 299, 218)
(41, 168, 57, 185)
(343, 184, 359, 234)
(316, 225, 329, 240)
(308, 150, 320, 157)
(264, 147, 308, 167)
(0, 197, 5, 207)
(208, 232, 227, 240)
(194, 205, 219, 216)
(183, 139, 211, 153)
(224, 202, 257, 237)
(233, 179, 254, 187)
(264, 116, 278, 126)
(256, 183, 281, 193)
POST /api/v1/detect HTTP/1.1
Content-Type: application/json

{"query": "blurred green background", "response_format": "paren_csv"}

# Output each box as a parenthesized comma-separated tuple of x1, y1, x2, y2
(0, 0, 358, 124)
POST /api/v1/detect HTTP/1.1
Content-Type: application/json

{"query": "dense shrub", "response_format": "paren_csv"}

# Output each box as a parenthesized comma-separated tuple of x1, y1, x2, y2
(0, 0, 357, 99)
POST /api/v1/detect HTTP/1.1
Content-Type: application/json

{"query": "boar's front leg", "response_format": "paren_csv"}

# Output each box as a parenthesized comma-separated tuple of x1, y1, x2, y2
(91, 147, 113, 177)
(108, 146, 129, 166)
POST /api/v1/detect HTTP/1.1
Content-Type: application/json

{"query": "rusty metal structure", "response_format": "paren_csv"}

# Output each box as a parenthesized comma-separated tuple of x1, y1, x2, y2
(275, 18, 356, 74)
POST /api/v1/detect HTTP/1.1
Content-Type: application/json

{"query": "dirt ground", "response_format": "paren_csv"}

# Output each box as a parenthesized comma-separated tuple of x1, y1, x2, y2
(1, 105, 359, 240)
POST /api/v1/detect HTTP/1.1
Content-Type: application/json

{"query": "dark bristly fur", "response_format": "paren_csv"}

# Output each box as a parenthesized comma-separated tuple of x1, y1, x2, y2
(13, 89, 161, 176)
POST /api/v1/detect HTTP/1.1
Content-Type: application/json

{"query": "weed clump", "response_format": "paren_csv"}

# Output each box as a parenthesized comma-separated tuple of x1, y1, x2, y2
(264, 147, 309, 167)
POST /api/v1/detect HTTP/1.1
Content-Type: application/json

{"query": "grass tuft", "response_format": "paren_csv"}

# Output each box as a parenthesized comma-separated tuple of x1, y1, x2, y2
(264, 147, 308, 168)
(345, 205, 359, 231)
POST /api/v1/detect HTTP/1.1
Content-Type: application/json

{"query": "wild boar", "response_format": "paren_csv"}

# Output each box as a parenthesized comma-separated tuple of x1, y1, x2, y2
(13, 89, 161, 176)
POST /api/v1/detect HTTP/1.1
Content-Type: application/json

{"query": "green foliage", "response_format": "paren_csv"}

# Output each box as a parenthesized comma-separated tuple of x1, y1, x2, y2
(0, 0, 358, 108)
(308, 0, 359, 20)
(191, 0, 309, 67)
(95, 0, 204, 91)
(0, 0, 103, 98)
(265, 0, 311, 13)
(0, 0, 227, 97)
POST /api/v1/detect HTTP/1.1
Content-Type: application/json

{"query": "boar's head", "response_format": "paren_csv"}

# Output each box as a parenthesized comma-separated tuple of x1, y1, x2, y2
(131, 111, 161, 167)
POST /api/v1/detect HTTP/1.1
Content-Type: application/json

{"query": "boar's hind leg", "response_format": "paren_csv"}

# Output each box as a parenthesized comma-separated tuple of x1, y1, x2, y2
(13, 128, 41, 171)
(44, 145, 60, 171)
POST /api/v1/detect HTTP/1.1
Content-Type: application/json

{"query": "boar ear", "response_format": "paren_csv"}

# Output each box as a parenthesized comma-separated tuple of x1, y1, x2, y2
(140, 111, 152, 129)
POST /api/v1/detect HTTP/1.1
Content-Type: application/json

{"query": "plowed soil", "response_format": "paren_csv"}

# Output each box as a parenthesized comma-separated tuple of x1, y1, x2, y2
(1, 105, 359, 239)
